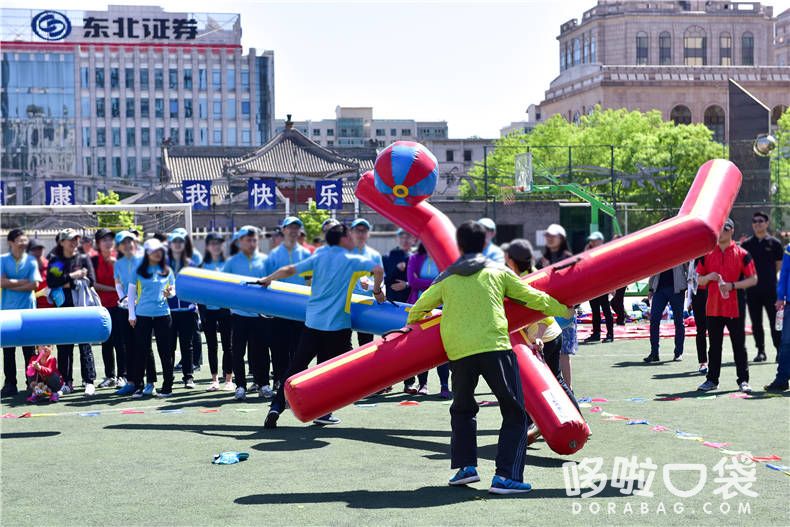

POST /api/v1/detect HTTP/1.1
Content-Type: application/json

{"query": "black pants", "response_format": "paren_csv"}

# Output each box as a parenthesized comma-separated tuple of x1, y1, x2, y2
(102, 306, 128, 379)
(202, 307, 232, 377)
(271, 327, 352, 414)
(707, 316, 749, 386)
(589, 294, 613, 338)
(610, 287, 627, 325)
(231, 315, 270, 390)
(192, 310, 203, 368)
(119, 307, 157, 384)
(3, 346, 35, 388)
(450, 350, 530, 482)
(57, 343, 96, 385)
(133, 315, 173, 393)
(692, 290, 708, 364)
(539, 336, 579, 413)
(170, 311, 195, 382)
(270, 317, 305, 386)
(746, 288, 780, 353)
(357, 332, 375, 346)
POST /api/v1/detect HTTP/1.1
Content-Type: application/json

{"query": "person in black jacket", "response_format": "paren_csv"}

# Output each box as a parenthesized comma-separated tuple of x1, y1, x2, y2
(383, 229, 413, 303)
(46, 228, 98, 396)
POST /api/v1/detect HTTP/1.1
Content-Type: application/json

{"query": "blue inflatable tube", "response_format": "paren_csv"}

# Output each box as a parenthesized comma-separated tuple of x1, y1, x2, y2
(176, 267, 412, 335)
(0, 306, 112, 347)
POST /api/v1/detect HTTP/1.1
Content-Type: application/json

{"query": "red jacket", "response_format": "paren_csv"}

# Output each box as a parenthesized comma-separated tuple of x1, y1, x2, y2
(26, 352, 59, 379)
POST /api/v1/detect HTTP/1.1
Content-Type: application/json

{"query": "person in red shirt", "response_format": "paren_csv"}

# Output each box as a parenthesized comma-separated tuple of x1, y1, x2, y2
(91, 229, 126, 389)
(696, 218, 758, 393)
(25, 345, 64, 403)
(28, 239, 51, 309)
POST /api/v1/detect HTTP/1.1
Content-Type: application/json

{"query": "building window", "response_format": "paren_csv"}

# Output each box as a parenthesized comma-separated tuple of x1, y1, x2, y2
(670, 105, 692, 125)
(184, 69, 193, 89)
(241, 129, 251, 145)
(463, 149, 472, 162)
(112, 156, 121, 178)
(95, 68, 105, 88)
(140, 99, 149, 118)
(110, 67, 119, 89)
(376, 128, 385, 136)
(97, 157, 106, 177)
(560, 44, 566, 71)
(81, 96, 91, 117)
(582, 35, 589, 64)
(198, 69, 207, 90)
(199, 128, 208, 145)
(125, 68, 134, 89)
(97, 128, 106, 147)
(142, 157, 151, 173)
(327, 129, 334, 136)
(126, 97, 134, 118)
(140, 69, 149, 90)
(720, 33, 732, 66)
(184, 128, 194, 146)
(141, 128, 150, 146)
(226, 100, 236, 119)
(226, 69, 236, 90)
(590, 34, 596, 63)
(572, 38, 581, 66)
(741, 32, 754, 65)
(327, 140, 334, 146)
(401, 129, 411, 136)
(169, 68, 178, 90)
(169, 99, 178, 118)
(111, 97, 120, 118)
(313, 128, 321, 136)
(684, 26, 707, 66)
(126, 157, 136, 177)
(112, 127, 121, 147)
(213, 101, 222, 119)
(170, 128, 179, 145)
(704, 105, 725, 142)
(82, 127, 91, 147)
(241, 101, 250, 117)
(446, 150, 454, 162)
(212, 69, 221, 90)
(213, 129, 222, 144)
(241, 70, 249, 90)
(199, 98, 208, 119)
(227, 127, 237, 146)
(156, 127, 164, 145)
(155, 98, 164, 118)
(80, 66, 89, 86)
(154, 68, 163, 90)
(126, 128, 135, 147)
(184, 99, 193, 118)
(659, 32, 672, 65)
(84, 157, 92, 176)
(635, 32, 648, 65)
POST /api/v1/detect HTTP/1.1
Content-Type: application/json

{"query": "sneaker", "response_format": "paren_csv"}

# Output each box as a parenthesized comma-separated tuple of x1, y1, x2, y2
(1, 385, 19, 398)
(313, 414, 341, 425)
(698, 363, 708, 375)
(449, 466, 480, 486)
(439, 386, 453, 400)
(249, 383, 259, 392)
(643, 354, 660, 363)
(49, 392, 59, 403)
(234, 387, 246, 401)
(417, 384, 429, 396)
(264, 409, 279, 429)
(116, 377, 127, 388)
(131, 389, 144, 399)
(60, 384, 73, 395)
(602, 335, 614, 343)
(673, 352, 683, 362)
(404, 383, 418, 395)
(582, 335, 601, 345)
(527, 424, 542, 445)
(84, 383, 96, 396)
(753, 352, 767, 363)
(223, 381, 237, 391)
(25, 394, 38, 403)
(739, 382, 753, 394)
(157, 391, 172, 398)
(185, 379, 196, 389)
(98, 377, 117, 389)
(116, 383, 137, 396)
(489, 475, 533, 495)
(763, 381, 789, 392)
(206, 381, 220, 392)
(697, 380, 718, 392)
(142, 383, 156, 396)
(174, 362, 183, 371)
(192, 365, 201, 373)
(259, 385, 273, 399)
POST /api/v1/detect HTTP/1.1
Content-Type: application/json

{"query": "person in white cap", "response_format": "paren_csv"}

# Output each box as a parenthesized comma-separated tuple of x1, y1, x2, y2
(478, 218, 505, 264)
(350, 218, 384, 348)
(582, 231, 614, 345)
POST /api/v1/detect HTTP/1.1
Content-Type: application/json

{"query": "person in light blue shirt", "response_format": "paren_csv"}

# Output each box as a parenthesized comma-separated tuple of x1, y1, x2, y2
(350, 218, 385, 351)
(1, 229, 41, 397)
(199, 232, 234, 392)
(260, 223, 385, 428)
(478, 217, 505, 264)
(265, 216, 312, 390)
(127, 238, 175, 398)
(167, 229, 201, 386)
(222, 225, 271, 400)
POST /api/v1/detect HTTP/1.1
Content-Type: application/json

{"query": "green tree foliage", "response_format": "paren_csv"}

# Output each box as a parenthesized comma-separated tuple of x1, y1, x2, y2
(297, 201, 330, 241)
(94, 191, 141, 232)
(771, 107, 790, 232)
(462, 107, 726, 230)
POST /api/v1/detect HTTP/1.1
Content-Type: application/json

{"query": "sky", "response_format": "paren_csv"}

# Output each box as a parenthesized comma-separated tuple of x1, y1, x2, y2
(4, 0, 789, 138)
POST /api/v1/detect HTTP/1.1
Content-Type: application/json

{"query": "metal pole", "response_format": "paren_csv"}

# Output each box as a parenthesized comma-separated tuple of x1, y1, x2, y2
(483, 145, 489, 217)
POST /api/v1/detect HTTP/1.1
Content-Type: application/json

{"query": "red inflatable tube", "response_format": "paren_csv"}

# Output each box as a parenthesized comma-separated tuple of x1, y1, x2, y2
(356, 171, 461, 269)
(510, 330, 591, 455)
(285, 159, 741, 441)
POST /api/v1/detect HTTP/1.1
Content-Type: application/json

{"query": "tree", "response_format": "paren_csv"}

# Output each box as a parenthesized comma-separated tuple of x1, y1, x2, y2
(297, 201, 330, 241)
(95, 191, 141, 232)
(771, 107, 790, 233)
(463, 107, 726, 230)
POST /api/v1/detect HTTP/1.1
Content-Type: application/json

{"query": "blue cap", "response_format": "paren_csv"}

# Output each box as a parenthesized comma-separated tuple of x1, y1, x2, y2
(114, 230, 137, 244)
(236, 225, 259, 238)
(168, 231, 186, 242)
(281, 216, 303, 228)
(351, 218, 372, 230)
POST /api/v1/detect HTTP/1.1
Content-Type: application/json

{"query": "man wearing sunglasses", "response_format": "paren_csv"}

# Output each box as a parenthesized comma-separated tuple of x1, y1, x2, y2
(695, 219, 757, 394)
(741, 211, 784, 363)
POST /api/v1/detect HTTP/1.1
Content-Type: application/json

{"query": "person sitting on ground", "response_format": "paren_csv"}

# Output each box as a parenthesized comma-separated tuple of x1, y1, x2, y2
(26, 345, 64, 403)
(406, 221, 572, 494)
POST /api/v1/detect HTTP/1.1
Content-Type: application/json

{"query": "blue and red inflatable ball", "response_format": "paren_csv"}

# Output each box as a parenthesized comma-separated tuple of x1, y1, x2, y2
(373, 141, 438, 206)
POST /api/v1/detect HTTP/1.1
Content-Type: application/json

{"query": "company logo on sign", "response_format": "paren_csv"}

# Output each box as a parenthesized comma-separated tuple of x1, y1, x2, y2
(31, 10, 72, 41)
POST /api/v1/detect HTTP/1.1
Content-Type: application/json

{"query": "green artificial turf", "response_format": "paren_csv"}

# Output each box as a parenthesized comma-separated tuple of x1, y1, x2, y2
(1, 333, 788, 526)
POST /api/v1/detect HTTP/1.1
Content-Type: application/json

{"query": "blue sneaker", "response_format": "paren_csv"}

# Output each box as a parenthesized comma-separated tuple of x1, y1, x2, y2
(142, 383, 156, 396)
(449, 466, 480, 486)
(489, 475, 532, 495)
(115, 383, 136, 396)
